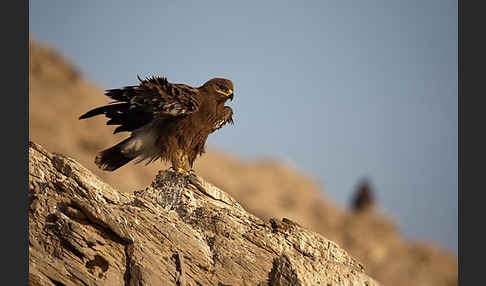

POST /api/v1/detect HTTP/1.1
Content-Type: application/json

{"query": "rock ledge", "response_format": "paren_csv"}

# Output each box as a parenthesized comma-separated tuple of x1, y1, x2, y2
(29, 141, 380, 286)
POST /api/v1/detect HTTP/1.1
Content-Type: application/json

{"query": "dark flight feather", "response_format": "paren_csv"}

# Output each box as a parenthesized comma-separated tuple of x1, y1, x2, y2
(79, 75, 201, 134)
(94, 137, 135, 171)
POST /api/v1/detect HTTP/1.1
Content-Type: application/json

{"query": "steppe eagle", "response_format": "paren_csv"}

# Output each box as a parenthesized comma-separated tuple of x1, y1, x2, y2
(79, 76, 234, 172)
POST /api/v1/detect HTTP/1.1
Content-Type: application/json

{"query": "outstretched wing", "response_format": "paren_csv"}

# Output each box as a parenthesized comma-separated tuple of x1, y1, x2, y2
(79, 76, 200, 134)
(211, 106, 234, 132)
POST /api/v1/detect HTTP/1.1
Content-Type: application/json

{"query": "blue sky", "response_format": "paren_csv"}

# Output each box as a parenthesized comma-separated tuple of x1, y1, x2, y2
(30, 0, 458, 252)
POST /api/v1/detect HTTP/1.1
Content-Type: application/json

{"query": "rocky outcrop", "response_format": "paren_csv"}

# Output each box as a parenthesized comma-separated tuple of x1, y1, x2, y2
(29, 37, 80, 86)
(29, 141, 380, 286)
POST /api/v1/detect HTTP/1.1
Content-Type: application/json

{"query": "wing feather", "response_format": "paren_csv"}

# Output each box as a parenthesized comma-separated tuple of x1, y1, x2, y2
(212, 106, 234, 132)
(79, 76, 201, 133)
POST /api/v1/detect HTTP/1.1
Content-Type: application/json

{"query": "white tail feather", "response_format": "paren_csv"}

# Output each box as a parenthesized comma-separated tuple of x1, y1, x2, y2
(121, 124, 159, 165)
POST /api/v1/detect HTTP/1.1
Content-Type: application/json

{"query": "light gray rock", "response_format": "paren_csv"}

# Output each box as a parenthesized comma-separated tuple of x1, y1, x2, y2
(29, 141, 380, 286)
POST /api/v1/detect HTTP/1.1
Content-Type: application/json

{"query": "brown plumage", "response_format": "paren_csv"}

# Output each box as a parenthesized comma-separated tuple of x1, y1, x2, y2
(79, 76, 234, 171)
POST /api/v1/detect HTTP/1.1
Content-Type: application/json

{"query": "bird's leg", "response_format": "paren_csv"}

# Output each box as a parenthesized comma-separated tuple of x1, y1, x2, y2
(171, 152, 191, 174)
(186, 155, 198, 175)
(170, 163, 187, 173)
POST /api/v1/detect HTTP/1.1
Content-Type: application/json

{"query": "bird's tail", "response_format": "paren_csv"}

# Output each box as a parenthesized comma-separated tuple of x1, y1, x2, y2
(95, 138, 138, 171)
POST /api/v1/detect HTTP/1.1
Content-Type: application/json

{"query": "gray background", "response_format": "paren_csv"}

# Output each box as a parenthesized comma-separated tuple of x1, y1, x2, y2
(30, 0, 458, 252)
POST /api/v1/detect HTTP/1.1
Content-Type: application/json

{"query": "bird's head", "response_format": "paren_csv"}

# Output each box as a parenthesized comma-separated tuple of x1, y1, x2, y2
(202, 78, 234, 101)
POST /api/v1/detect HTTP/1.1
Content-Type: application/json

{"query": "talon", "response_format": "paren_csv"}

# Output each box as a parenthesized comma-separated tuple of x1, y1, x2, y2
(177, 168, 186, 173)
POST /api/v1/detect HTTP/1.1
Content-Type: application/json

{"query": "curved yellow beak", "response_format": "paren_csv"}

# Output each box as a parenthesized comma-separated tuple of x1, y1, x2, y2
(216, 89, 234, 101)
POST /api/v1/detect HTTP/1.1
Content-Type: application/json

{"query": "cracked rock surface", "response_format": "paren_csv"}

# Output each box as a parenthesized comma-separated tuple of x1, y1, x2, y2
(29, 141, 380, 286)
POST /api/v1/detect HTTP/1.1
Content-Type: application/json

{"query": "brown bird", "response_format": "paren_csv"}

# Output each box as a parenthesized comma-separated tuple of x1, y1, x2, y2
(79, 76, 234, 172)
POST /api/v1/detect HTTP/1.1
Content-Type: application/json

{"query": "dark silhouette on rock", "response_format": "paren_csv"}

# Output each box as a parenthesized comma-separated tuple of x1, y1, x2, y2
(351, 178, 376, 212)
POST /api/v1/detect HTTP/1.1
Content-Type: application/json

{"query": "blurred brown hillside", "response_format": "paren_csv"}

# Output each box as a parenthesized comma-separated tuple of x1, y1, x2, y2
(29, 37, 457, 286)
